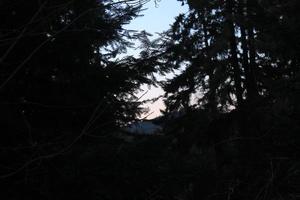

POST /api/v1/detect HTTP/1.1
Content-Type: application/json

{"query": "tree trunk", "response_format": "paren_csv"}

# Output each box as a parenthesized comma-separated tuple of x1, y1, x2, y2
(202, 9, 217, 114)
(247, 27, 258, 98)
(225, 0, 243, 108)
(239, 0, 258, 102)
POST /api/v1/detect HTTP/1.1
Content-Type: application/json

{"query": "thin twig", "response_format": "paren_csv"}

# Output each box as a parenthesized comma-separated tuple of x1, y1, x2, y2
(0, 1, 48, 64)
(0, 99, 105, 179)
(0, 0, 149, 91)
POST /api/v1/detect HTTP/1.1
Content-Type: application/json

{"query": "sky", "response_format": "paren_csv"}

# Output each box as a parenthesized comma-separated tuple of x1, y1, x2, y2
(124, 0, 188, 119)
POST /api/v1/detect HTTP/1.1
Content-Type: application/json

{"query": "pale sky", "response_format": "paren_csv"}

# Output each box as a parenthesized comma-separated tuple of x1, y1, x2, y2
(124, 0, 188, 119)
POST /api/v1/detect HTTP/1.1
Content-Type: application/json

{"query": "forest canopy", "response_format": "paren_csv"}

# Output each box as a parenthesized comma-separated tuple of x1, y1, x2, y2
(0, 0, 299, 199)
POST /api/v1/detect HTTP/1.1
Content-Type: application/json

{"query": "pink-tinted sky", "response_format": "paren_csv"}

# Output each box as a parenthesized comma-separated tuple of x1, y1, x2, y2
(125, 0, 188, 119)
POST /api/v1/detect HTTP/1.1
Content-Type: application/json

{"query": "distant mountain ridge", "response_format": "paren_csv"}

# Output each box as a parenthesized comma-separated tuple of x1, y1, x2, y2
(124, 120, 163, 135)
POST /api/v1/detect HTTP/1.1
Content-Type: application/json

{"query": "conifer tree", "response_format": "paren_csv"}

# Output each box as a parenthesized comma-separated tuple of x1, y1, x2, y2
(0, 1, 155, 197)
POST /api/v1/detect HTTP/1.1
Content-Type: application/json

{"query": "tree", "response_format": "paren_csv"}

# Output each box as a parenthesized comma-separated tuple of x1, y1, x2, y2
(0, 0, 155, 197)
(148, 0, 299, 112)
(149, 0, 242, 113)
(141, 0, 300, 199)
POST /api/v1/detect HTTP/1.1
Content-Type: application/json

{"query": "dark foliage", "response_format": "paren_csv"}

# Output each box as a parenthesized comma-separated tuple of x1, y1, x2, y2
(0, 0, 156, 198)
(0, 0, 299, 199)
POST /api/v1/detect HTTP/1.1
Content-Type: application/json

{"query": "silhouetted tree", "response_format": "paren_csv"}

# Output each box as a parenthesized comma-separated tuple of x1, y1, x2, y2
(140, 0, 300, 199)
(0, 0, 156, 198)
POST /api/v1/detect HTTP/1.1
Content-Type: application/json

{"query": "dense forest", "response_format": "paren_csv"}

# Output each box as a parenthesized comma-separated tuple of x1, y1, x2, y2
(0, 0, 299, 199)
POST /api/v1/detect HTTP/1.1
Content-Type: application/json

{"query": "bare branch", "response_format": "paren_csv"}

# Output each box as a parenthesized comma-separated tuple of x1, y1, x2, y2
(0, 1, 48, 64)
